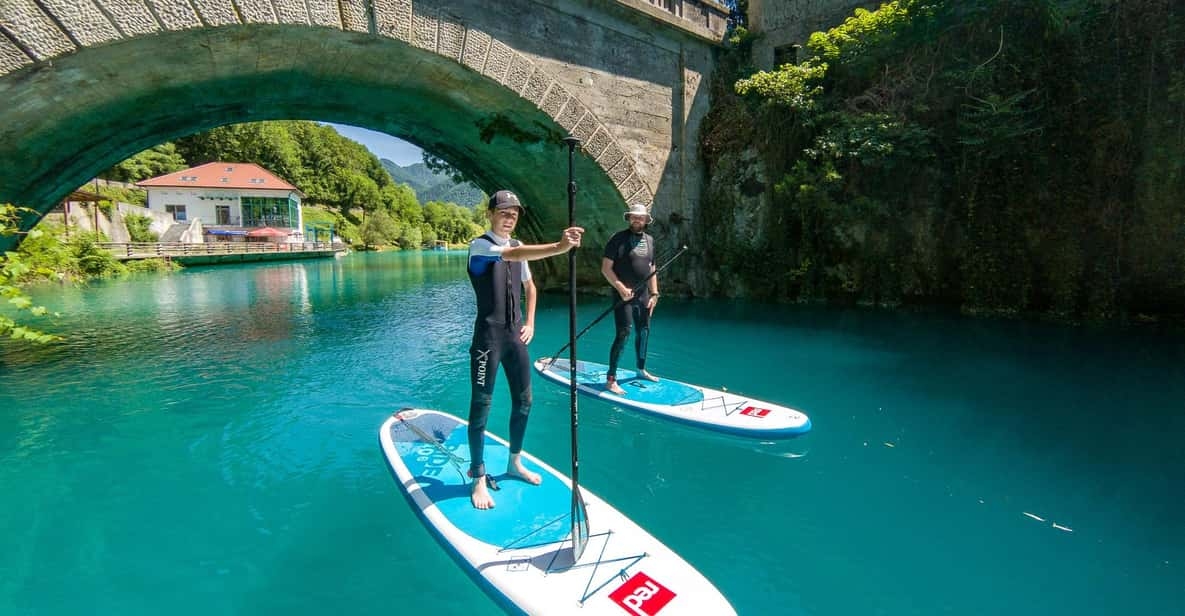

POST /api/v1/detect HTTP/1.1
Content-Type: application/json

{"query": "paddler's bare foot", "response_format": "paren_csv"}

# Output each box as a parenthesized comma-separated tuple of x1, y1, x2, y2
(471, 476, 495, 510)
(638, 369, 659, 382)
(607, 380, 626, 395)
(507, 453, 542, 485)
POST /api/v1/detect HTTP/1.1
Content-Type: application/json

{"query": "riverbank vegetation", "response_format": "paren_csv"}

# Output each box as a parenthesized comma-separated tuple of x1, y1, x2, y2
(1, 205, 59, 343)
(13, 223, 176, 283)
(702, 0, 1184, 323)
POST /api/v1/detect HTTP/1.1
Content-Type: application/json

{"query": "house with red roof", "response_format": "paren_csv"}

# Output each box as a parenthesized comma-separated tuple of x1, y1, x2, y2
(137, 162, 305, 240)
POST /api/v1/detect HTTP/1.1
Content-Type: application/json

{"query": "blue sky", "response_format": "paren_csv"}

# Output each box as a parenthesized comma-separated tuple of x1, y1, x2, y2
(322, 122, 424, 167)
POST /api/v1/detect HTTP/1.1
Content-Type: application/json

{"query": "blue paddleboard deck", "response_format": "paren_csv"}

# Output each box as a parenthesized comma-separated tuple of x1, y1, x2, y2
(379, 409, 737, 615)
(387, 411, 571, 547)
(534, 358, 812, 438)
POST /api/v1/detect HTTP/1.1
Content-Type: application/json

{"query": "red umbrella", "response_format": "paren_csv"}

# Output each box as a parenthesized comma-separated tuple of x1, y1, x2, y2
(246, 226, 289, 237)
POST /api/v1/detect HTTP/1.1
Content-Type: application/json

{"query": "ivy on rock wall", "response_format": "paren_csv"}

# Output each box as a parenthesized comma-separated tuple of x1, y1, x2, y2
(701, 0, 1185, 321)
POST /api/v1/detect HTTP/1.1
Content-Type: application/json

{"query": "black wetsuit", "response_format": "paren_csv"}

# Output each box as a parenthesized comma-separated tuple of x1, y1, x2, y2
(603, 229, 656, 380)
(466, 232, 532, 478)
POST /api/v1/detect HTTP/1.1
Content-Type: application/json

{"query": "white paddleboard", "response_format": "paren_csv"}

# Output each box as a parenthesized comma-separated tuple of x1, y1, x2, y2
(535, 358, 812, 438)
(379, 409, 735, 615)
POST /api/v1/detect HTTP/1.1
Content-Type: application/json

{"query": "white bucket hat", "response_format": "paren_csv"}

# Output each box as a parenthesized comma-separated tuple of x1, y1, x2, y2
(623, 203, 652, 223)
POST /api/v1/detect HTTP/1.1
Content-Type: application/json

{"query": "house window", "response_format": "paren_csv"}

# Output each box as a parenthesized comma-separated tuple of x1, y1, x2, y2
(249, 178, 265, 184)
(165, 205, 187, 221)
(180, 176, 197, 181)
(774, 43, 801, 67)
(225, 166, 234, 172)
(241, 196, 296, 228)
(216, 205, 231, 225)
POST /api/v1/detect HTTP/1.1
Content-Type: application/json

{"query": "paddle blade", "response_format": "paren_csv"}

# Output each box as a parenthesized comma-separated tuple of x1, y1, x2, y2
(571, 488, 590, 561)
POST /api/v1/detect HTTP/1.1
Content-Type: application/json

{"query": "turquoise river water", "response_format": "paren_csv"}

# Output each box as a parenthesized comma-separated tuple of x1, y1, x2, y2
(1, 251, 1182, 615)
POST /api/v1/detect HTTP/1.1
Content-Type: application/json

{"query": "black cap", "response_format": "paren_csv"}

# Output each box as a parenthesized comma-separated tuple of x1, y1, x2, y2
(489, 190, 524, 211)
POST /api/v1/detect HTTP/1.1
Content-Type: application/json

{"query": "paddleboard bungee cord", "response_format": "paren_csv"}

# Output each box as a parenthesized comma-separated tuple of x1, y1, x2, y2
(396, 410, 497, 490)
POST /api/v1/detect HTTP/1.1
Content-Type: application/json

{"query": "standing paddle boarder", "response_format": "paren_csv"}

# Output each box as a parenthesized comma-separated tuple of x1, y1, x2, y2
(601, 203, 660, 395)
(466, 190, 584, 510)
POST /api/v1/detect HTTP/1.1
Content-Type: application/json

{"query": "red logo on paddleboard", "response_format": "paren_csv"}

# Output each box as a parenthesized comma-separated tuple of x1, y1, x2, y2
(609, 572, 676, 615)
(740, 406, 771, 418)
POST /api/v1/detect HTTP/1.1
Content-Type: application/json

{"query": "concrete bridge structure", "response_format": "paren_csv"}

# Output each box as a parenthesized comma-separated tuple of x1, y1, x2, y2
(0, 0, 731, 266)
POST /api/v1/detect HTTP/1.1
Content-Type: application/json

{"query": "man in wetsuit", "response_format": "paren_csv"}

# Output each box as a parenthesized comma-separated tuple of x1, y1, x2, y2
(466, 189, 584, 510)
(601, 203, 660, 395)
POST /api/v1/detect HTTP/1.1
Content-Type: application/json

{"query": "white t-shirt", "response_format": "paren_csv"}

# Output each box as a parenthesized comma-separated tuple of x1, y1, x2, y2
(467, 234, 532, 282)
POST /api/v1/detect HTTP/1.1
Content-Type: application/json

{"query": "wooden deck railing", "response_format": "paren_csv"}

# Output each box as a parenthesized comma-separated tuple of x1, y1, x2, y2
(97, 241, 346, 258)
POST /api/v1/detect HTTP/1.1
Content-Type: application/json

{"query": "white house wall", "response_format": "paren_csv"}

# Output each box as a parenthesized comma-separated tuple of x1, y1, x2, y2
(145, 187, 303, 233)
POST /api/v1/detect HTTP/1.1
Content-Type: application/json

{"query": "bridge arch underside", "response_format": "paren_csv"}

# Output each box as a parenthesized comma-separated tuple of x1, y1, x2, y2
(0, 25, 628, 261)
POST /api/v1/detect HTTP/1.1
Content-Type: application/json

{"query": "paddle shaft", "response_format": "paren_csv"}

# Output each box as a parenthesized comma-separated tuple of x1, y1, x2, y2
(563, 137, 584, 559)
(546, 243, 689, 366)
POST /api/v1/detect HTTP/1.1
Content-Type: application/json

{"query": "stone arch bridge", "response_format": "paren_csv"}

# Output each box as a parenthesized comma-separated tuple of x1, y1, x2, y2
(0, 0, 731, 273)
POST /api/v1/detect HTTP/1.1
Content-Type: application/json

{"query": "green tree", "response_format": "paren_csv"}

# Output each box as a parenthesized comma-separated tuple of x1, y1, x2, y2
(124, 213, 158, 242)
(422, 201, 483, 244)
(334, 170, 383, 218)
(383, 183, 424, 225)
(359, 209, 399, 249)
(104, 143, 188, 183)
(470, 201, 489, 227)
(0, 205, 60, 343)
(69, 233, 123, 278)
(175, 122, 304, 183)
(96, 185, 146, 206)
(395, 222, 423, 249)
(420, 225, 438, 247)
